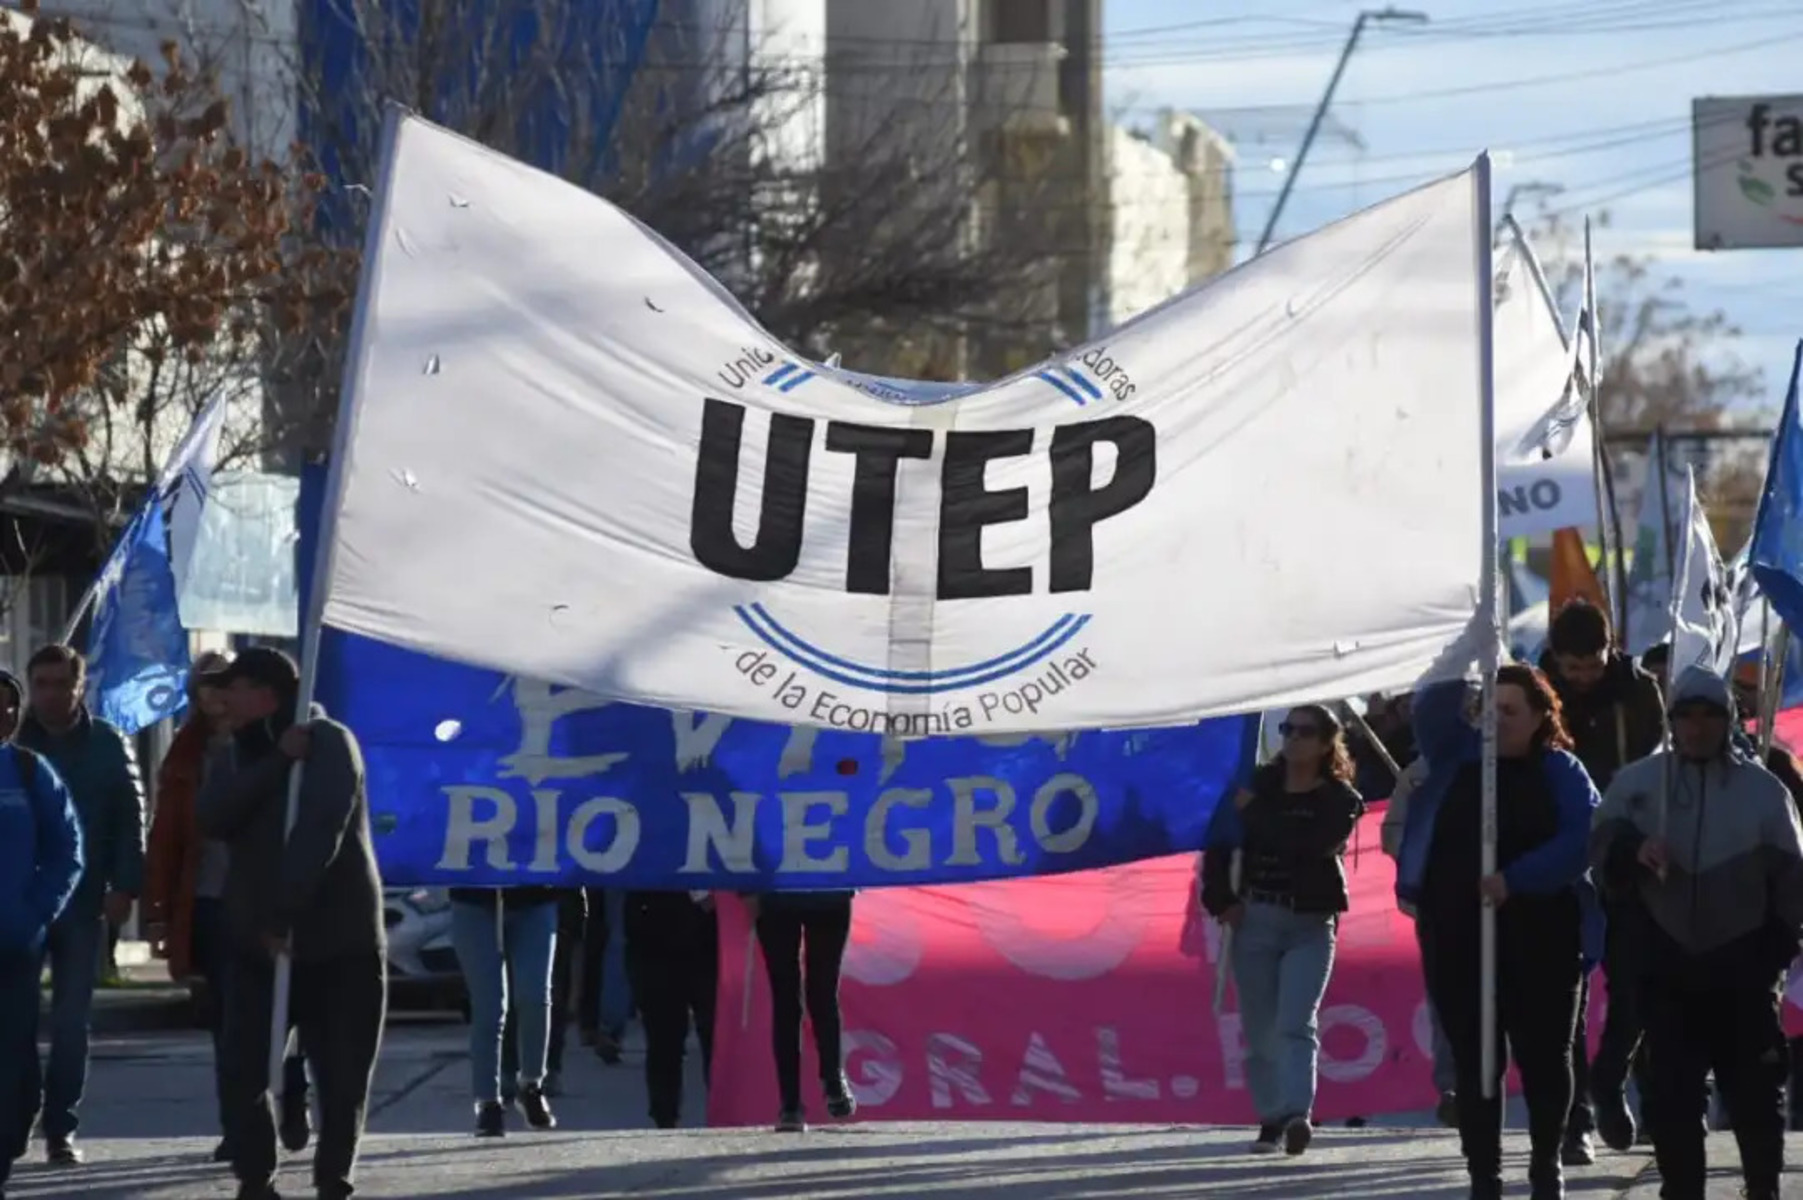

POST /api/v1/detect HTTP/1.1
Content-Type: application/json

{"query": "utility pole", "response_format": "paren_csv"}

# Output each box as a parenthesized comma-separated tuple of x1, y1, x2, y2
(1254, 6, 1429, 256)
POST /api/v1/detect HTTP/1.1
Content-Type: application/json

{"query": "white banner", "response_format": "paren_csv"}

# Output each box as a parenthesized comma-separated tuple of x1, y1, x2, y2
(317, 115, 1494, 734)
(1670, 466, 1734, 677)
(1491, 228, 1598, 539)
(1624, 432, 1689, 654)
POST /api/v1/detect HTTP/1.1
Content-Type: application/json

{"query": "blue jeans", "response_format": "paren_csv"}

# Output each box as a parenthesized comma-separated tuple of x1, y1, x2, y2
(451, 900, 557, 1103)
(1231, 901, 1337, 1124)
(0, 947, 42, 1190)
(41, 913, 101, 1141)
(596, 890, 632, 1036)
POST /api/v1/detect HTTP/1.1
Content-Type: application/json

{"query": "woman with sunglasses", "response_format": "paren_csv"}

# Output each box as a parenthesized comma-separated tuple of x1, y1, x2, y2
(1202, 705, 1364, 1156)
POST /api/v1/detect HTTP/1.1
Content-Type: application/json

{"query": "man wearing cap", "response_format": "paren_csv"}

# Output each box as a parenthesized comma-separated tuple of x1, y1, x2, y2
(196, 647, 386, 1200)
(0, 668, 83, 1200)
(1591, 666, 1803, 1200)
(15, 644, 144, 1167)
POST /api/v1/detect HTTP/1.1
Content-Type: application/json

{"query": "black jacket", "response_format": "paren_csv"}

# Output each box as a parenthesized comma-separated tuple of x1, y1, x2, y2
(1540, 650, 1665, 791)
(196, 706, 386, 962)
(1201, 767, 1364, 916)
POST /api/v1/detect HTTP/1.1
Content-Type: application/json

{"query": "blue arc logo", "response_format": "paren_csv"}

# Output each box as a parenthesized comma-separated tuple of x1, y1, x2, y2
(733, 602, 1091, 695)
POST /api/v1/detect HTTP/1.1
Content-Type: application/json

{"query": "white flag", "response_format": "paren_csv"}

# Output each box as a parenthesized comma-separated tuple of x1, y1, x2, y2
(315, 114, 1494, 734)
(1669, 467, 1734, 677)
(1623, 432, 1689, 654)
(159, 395, 228, 598)
(1492, 224, 1599, 539)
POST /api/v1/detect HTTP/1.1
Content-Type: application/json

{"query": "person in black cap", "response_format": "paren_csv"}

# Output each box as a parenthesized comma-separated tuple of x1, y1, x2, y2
(195, 647, 386, 1200)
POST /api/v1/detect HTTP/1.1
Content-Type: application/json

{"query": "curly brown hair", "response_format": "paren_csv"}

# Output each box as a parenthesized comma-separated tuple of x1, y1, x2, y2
(1497, 663, 1574, 752)
(1274, 703, 1356, 784)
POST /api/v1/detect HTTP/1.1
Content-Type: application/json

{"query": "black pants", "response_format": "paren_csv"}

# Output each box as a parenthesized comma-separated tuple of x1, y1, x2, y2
(1420, 910, 1582, 1190)
(0, 947, 40, 1193)
(755, 902, 852, 1114)
(1640, 972, 1788, 1199)
(220, 950, 386, 1198)
(578, 887, 607, 1037)
(627, 913, 718, 1127)
(1592, 928, 1657, 1127)
(1568, 973, 1595, 1135)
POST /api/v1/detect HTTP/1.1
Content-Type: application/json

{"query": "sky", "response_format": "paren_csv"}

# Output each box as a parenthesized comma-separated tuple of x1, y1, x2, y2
(1102, 0, 1803, 416)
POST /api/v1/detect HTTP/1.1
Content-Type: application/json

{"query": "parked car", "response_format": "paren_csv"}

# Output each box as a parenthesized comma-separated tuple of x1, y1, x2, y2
(384, 886, 465, 1012)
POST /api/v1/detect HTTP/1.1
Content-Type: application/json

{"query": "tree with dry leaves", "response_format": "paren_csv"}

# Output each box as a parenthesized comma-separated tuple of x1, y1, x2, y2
(0, 0, 352, 519)
(294, 0, 1096, 380)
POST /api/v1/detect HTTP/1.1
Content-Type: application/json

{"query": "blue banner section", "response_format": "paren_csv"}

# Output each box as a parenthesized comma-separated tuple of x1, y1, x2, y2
(85, 498, 191, 734)
(1752, 342, 1803, 632)
(298, 469, 1258, 888)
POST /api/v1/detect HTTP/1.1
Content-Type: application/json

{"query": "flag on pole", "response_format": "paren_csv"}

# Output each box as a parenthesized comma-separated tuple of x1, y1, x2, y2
(1750, 342, 1803, 632)
(1549, 528, 1606, 614)
(306, 114, 1498, 733)
(82, 397, 228, 733)
(1669, 466, 1734, 678)
(1622, 431, 1688, 654)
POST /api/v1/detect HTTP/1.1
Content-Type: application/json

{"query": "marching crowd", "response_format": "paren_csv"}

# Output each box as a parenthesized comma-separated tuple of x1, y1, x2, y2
(1205, 598, 1803, 1200)
(0, 644, 860, 1200)
(5, 600, 1803, 1200)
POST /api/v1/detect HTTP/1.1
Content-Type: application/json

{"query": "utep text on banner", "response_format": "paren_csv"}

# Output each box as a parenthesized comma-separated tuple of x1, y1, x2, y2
(707, 811, 1619, 1126)
(297, 474, 1258, 889)
(313, 115, 1493, 733)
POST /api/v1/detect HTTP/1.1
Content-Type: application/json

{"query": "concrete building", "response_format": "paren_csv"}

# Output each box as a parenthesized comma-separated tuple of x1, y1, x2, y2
(824, 0, 1107, 376)
(1106, 109, 1235, 329)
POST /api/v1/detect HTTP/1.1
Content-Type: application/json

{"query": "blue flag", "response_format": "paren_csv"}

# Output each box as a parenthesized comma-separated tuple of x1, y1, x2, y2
(84, 499, 191, 733)
(297, 467, 1260, 889)
(1750, 342, 1803, 631)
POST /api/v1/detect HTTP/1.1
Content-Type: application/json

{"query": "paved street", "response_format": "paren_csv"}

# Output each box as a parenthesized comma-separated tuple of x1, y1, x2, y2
(3, 1021, 1791, 1197)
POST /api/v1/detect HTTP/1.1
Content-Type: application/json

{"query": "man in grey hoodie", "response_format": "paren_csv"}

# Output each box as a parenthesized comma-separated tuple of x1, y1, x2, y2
(1590, 666, 1803, 1200)
(195, 648, 386, 1200)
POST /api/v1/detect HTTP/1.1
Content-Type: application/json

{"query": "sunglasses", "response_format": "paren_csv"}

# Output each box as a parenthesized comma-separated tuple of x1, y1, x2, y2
(1278, 722, 1324, 739)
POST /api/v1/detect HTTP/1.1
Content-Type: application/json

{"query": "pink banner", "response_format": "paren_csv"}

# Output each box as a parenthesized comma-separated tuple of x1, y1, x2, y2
(712, 812, 1455, 1126)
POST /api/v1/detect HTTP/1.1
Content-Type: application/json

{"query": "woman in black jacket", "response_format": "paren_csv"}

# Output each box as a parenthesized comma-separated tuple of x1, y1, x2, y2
(1202, 704, 1364, 1156)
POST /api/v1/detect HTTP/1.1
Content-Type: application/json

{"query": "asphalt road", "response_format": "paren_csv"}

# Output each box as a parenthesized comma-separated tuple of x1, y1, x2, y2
(1, 1023, 1783, 1198)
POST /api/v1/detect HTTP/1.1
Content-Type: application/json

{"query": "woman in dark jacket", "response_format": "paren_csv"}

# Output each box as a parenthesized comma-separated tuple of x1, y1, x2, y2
(1202, 704, 1363, 1156)
(1396, 665, 1600, 1200)
(748, 889, 857, 1132)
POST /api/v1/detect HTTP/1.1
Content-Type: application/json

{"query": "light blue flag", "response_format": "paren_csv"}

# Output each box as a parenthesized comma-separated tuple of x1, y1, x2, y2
(1750, 341, 1803, 631)
(83, 498, 190, 733)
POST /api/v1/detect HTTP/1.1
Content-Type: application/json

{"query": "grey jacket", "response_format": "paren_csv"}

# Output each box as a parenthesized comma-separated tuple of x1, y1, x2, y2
(1591, 667, 1803, 974)
(195, 707, 386, 962)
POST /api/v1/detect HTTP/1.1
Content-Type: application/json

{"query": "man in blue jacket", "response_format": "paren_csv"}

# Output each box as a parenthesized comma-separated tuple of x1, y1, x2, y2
(16, 644, 144, 1166)
(0, 667, 84, 1200)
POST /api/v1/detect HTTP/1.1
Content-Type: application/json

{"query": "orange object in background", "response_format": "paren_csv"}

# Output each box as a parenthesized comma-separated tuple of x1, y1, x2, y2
(1549, 528, 1607, 614)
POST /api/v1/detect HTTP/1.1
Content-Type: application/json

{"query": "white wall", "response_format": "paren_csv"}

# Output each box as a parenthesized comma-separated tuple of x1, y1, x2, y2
(1107, 127, 1192, 329)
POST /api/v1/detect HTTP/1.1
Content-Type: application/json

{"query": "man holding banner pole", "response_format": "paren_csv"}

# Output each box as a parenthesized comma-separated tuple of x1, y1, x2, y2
(195, 649, 386, 1200)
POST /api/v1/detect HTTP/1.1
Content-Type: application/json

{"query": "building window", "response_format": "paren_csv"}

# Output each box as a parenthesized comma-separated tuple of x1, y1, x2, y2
(989, 0, 1051, 43)
(26, 575, 68, 656)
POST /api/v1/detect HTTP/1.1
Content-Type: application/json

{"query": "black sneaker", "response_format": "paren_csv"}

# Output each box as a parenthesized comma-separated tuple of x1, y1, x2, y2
(212, 1139, 232, 1163)
(596, 1033, 623, 1066)
(278, 1087, 311, 1153)
(775, 1109, 805, 1133)
(233, 1185, 281, 1200)
(1249, 1123, 1281, 1154)
(1595, 1092, 1637, 1153)
(1560, 1129, 1595, 1167)
(475, 1101, 507, 1138)
(1435, 1091, 1459, 1129)
(823, 1075, 857, 1120)
(1282, 1114, 1314, 1156)
(46, 1136, 83, 1165)
(519, 1082, 556, 1130)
